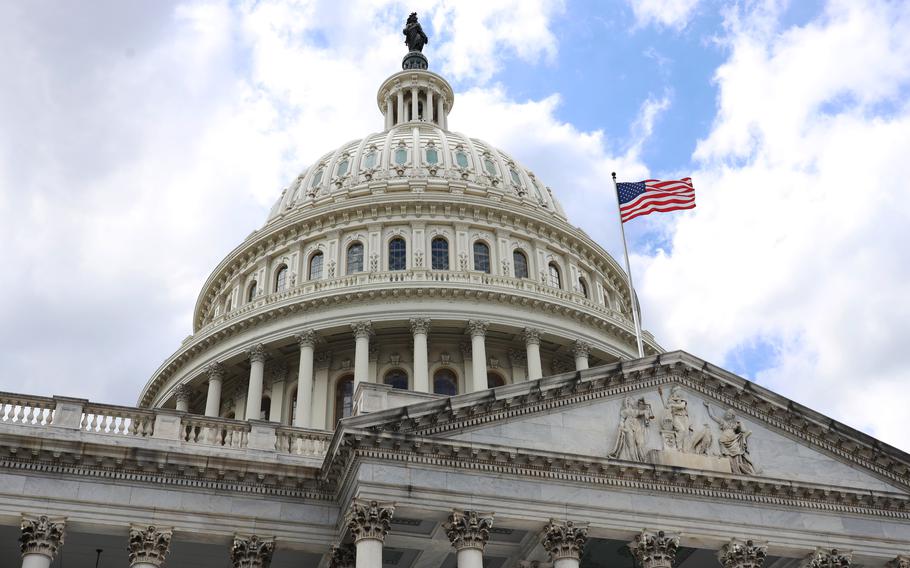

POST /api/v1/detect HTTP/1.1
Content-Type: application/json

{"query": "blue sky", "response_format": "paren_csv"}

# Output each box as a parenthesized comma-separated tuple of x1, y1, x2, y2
(1, 0, 909, 449)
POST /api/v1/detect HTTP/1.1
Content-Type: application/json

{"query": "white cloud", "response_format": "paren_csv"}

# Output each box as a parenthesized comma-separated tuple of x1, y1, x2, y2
(627, 0, 701, 30)
(638, 0, 910, 448)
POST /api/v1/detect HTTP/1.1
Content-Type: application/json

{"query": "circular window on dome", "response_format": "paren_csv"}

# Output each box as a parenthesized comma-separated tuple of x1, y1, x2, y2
(454, 151, 469, 168)
(394, 147, 408, 165)
(425, 147, 438, 165)
(363, 150, 377, 169)
(483, 157, 497, 177)
(336, 158, 350, 177)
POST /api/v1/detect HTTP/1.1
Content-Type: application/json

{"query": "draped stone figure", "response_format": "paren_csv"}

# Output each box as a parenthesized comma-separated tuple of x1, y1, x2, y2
(609, 397, 653, 462)
(658, 386, 690, 450)
(403, 12, 428, 52)
(705, 403, 756, 474)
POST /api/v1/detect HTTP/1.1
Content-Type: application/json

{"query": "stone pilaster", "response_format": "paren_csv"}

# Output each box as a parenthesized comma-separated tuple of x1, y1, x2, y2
(718, 539, 768, 568)
(628, 530, 679, 568)
(329, 544, 356, 568)
(346, 499, 395, 543)
(444, 510, 494, 551)
(801, 549, 852, 568)
(19, 515, 66, 561)
(127, 524, 173, 567)
(542, 519, 588, 561)
(230, 534, 275, 568)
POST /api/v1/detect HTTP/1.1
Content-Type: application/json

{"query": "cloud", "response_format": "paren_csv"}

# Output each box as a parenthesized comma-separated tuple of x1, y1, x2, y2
(637, 0, 910, 448)
(627, 0, 701, 30)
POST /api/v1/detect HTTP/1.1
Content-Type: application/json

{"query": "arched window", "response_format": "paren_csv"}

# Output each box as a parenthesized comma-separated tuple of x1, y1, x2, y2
(473, 242, 491, 273)
(383, 369, 409, 390)
(578, 277, 589, 298)
(431, 238, 449, 270)
(388, 238, 406, 271)
(548, 262, 561, 289)
(487, 372, 506, 389)
(334, 375, 354, 423)
(247, 281, 257, 303)
(433, 369, 458, 396)
(309, 252, 324, 280)
(347, 243, 364, 274)
(275, 264, 288, 292)
(513, 250, 529, 279)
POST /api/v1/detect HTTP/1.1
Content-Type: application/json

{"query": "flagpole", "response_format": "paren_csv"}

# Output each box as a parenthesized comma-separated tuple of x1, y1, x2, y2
(612, 172, 645, 358)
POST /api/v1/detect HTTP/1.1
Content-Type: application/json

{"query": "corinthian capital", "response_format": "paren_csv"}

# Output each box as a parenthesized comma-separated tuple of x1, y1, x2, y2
(329, 544, 356, 568)
(175, 384, 192, 404)
(128, 524, 173, 567)
(409, 317, 431, 335)
(20, 514, 66, 560)
(444, 510, 494, 551)
(572, 340, 590, 358)
(718, 539, 768, 568)
(351, 321, 374, 339)
(523, 327, 541, 345)
(629, 530, 679, 568)
(466, 320, 488, 338)
(230, 534, 275, 568)
(295, 329, 318, 348)
(542, 519, 588, 561)
(206, 361, 225, 380)
(346, 499, 395, 543)
(801, 549, 852, 568)
(247, 343, 267, 363)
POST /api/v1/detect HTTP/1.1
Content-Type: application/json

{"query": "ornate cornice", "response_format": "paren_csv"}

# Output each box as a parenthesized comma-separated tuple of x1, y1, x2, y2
(248, 343, 267, 364)
(128, 524, 173, 567)
(629, 530, 679, 568)
(801, 548, 852, 568)
(346, 499, 395, 543)
(444, 510, 494, 551)
(20, 514, 66, 559)
(409, 317, 431, 335)
(542, 519, 588, 561)
(466, 320, 488, 338)
(329, 544, 356, 568)
(718, 539, 768, 568)
(231, 534, 275, 568)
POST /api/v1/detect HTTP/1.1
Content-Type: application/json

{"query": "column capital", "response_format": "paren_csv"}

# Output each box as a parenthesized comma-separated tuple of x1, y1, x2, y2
(248, 343, 267, 363)
(444, 510, 494, 551)
(801, 549, 852, 568)
(572, 340, 590, 358)
(629, 530, 679, 568)
(230, 534, 275, 568)
(718, 539, 768, 568)
(523, 327, 541, 345)
(295, 329, 319, 348)
(128, 524, 173, 567)
(20, 514, 66, 560)
(329, 544, 356, 568)
(351, 321, 374, 339)
(542, 519, 588, 561)
(346, 499, 395, 543)
(410, 317, 431, 335)
(174, 384, 192, 405)
(268, 361, 289, 383)
(467, 320, 488, 338)
(887, 556, 910, 568)
(206, 361, 225, 380)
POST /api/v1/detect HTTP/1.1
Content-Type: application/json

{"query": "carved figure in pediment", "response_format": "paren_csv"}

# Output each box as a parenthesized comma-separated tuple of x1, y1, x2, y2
(609, 397, 654, 462)
(658, 386, 691, 451)
(689, 423, 714, 455)
(705, 403, 756, 474)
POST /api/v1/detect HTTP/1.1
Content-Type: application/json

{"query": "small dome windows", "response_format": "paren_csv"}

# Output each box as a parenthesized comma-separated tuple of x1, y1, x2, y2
(311, 168, 324, 188)
(431, 237, 449, 270)
(346, 243, 364, 274)
(473, 242, 491, 273)
(309, 252, 324, 280)
(388, 238, 406, 271)
(509, 168, 522, 186)
(336, 157, 350, 177)
(454, 150, 469, 168)
(363, 149, 377, 169)
(246, 281, 258, 303)
(483, 157, 497, 177)
(394, 147, 408, 165)
(548, 262, 561, 289)
(426, 146, 439, 165)
(275, 264, 288, 292)
(513, 250, 529, 279)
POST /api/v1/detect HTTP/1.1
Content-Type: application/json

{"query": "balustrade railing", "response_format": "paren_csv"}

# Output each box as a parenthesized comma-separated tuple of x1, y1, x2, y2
(276, 426, 331, 457)
(81, 403, 156, 436)
(0, 393, 55, 426)
(182, 415, 249, 448)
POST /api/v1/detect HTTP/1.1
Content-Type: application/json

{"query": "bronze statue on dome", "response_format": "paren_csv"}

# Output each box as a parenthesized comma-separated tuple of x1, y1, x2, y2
(403, 12, 428, 52)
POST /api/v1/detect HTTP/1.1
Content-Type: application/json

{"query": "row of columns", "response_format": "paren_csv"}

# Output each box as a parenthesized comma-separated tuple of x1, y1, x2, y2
(387, 89, 448, 129)
(195, 320, 592, 427)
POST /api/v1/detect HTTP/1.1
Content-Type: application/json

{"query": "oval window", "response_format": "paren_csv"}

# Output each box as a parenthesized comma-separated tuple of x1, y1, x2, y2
(510, 169, 521, 185)
(337, 158, 349, 177)
(363, 151, 377, 169)
(426, 147, 438, 165)
(395, 147, 408, 165)
(484, 158, 497, 177)
(455, 151, 469, 168)
(311, 169, 324, 188)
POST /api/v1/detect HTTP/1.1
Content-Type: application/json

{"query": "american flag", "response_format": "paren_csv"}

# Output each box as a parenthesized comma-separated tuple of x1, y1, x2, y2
(615, 178, 696, 223)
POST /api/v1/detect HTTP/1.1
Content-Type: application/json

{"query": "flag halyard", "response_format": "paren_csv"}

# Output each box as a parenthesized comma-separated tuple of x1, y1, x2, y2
(616, 177, 695, 223)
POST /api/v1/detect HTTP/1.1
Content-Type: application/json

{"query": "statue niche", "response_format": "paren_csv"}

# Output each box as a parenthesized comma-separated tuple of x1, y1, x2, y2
(403, 12, 428, 52)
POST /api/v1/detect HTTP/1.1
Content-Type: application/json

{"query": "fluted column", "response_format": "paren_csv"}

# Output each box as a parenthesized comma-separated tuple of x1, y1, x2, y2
(524, 328, 543, 380)
(294, 330, 317, 428)
(397, 91, 404, 126)
(128, 525, 173, 568)
(231, 534, 274, 568)
(410, 318, 431, 393)
(268, 361, 287, 423)
(572, 340, 590, 371)
(628, 530, 679, 568)
(437, 98, 445, 128)
(800, 549, 852, 568)
(445, 510, 494, 568)
(411, 87, 419, 121)
(542, 519, 588, 568)
(346, 499, 395, 568)
(351, 322, 373, 393)
(174, 384, 191, 412)
(19, 515, 65, 568)
(330, 544, 356, 568)
(204, 362, 224, 417)
(385, 98, 393, 130)
(718, 539, 768, 568)
(426, 89, 434, 123)
(467, 321, 488, 392)
(245, 344, 267, 421)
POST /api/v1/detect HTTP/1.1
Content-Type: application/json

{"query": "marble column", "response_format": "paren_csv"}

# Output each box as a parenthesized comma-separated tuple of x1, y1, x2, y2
(628, 530, 679, 568)
(411, 87, 419, 121)
(444, 510, 494, 568)
(351, 322, 373, 393)
(230, 534, 275, 568)
(397, 91, 404, 126)
(330, 544, 356, 568)
(385, 97, 393, 130)
(294, 330, 318, 428)
(718, 539, 768, 568)
(204, 362, 224, 417)
(426, 89, 433, 123)
(268, 361, 288, 423)
(572, 340, 590, 371)
(128, 525, 173, 568)
(245, 344, 267, 421)
(542, 519, 588, 568)
(467, 321, 488, 392)
(524, 328, 543, 380)
(801, 549, 853, 568)
(346, 499, 395, 568)
(174, 384, 191, 412)
(19, 515, 65, 568)
(437, 98, 445, 128)
(410, 318, 431, 393)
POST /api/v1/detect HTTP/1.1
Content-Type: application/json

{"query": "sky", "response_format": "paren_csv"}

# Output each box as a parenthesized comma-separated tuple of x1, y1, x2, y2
(1, 0, 909, 450)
